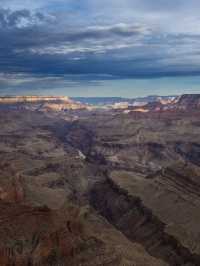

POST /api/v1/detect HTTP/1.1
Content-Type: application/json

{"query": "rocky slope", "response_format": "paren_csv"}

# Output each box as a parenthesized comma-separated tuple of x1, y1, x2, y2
(63, 95, 200, 265)
(0, 109, 167, 266)
(1, 94, 200, 265)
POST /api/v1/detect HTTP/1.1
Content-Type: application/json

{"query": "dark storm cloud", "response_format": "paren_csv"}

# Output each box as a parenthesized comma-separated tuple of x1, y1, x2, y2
(0, 8, 147, 53)
(0, 8, 152, 78)
(1, 1, 200, 92)
(0, 9, 30, 27)
(0, 8, 51, 28)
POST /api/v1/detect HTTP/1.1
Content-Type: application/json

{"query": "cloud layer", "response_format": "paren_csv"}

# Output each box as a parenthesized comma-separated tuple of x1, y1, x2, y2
(1, 0, 200, 94)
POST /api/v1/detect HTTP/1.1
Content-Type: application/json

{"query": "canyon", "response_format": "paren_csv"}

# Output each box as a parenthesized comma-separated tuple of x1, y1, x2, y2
(0, 94, 200, 265)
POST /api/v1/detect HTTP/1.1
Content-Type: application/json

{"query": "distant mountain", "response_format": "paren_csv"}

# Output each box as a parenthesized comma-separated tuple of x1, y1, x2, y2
(72, 97, 128, 106)
(127, 94, 200, 113)
(174, 94, 200, 110)
(0, 96, 71, 103)
(0, 96, 87, 111)
(1, 94, 200, 113)
(73, 95, 177, 106)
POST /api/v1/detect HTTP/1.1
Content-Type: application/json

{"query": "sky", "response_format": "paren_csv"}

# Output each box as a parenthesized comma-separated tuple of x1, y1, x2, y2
(0, 0, 200, 97)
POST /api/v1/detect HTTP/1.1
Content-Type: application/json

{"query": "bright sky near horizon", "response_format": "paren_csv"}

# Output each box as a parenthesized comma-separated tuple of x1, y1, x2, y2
(0, 0, 200, 96)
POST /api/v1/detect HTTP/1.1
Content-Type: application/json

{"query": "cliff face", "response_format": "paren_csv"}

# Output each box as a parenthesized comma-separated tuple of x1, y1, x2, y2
(125, 94, 200, 114)
(175, 94, 200, 110)
(64, 107, 200, 265)
(1, 94, 200, 112)
(0, 96, 87, 111)
(0, 96, 71, 103)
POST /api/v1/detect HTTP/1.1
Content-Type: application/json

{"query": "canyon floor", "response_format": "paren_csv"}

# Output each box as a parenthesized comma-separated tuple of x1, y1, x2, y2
(1, 99, 200, 265)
